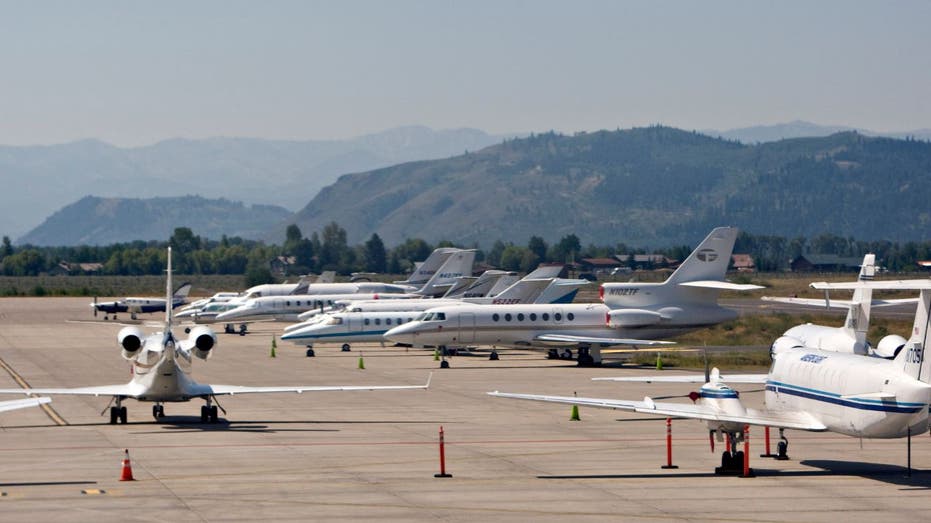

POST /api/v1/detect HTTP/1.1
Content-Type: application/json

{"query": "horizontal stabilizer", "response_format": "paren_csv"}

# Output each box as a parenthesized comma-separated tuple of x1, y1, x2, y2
(762, 296, 918, 308)
(679, 280, 764, 291)
(811, 280, 931, 291)
(0, 396, 51, 413)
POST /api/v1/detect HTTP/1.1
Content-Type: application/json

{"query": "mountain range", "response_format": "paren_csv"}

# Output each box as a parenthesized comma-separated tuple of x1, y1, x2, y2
(2, 126, 507, 240)
(704, 120, 931, 144)
(19, 196, 292, 246)
(288, 127, 931, 247)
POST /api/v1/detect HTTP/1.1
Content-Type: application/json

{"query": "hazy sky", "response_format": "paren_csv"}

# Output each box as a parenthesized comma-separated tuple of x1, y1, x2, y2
(2, 0, 929, 146)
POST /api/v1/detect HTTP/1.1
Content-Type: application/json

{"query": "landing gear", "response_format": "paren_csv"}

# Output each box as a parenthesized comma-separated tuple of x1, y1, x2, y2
(714, 432, 748, 475)
(576, 347, 598, 367)
(341, 343, 351, 352)
(130, 312, 138, 320)
(489, 350, 499, 361)
(306, 345, 315, 357)
(224, 324, 234, 334)
(239, 324, 247, 336)
(547, 349, 559, 360)
(775, 429, 789, 460)
(152, 404, 165, 419)
(439, 345, 450, 368)
(200, 404, 219, 423)
(109, 402, 127, 424)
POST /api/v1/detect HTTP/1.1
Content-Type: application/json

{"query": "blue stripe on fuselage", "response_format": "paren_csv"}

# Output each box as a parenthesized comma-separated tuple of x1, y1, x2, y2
(766, 380, 925, 414)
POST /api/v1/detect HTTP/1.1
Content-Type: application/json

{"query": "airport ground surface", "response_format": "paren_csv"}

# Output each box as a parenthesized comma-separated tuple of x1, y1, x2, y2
(1, 298, 929, 522)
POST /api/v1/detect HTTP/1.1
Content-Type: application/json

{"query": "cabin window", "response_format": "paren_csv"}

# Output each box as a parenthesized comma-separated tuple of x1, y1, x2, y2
(554, 313, 562, 321)
(385, 318, 392, 326)
(530, 313, 537, 321)
(505, 313, 512, 321)
(493, 313, 500, 322)
(364, 318, 371, 326)
(375, 318, 381, 325)
(517, 313, 525, 321)
(542, 313, 549, 321)
(567, 313, 575, 321)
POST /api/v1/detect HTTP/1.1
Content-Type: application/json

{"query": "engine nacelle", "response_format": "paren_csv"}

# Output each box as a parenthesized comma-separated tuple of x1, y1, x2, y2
(606, 309, 664, 328)
(187, 325, 217, 360)
(874, 334, 907, 359)
(118, 326, 145, 360)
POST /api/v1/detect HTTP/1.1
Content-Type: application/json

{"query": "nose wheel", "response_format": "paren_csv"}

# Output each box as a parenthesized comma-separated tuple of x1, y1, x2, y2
(152, 404, 165, 419)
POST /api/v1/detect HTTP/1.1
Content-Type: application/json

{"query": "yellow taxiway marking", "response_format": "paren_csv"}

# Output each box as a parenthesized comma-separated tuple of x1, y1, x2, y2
(0, 355, 68, 426)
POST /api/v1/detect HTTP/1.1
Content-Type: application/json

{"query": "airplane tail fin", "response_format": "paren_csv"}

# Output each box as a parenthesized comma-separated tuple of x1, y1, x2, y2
(842, 254, 877, 346)
(395, 248, 460, 286)
(173, 282, 192, 298)
(895, 288, 931, 383)
(444, 270, 510, 298)
(489, 278, 555, 304)
(666, 227, 739, 285)
(166, 247, 174, 329)
(290, 275, 310, 295)
(414, 250, 476, 297)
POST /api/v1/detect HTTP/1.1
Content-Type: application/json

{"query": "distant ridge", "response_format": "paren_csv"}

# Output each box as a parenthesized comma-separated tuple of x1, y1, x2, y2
(285, 127, 931, 247)
(0, 126, 508, 239)
(19, 195, 292, 246)
(703, 120, 931, 144)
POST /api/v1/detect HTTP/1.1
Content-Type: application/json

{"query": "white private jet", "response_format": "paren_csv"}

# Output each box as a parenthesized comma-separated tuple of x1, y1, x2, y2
(0, 248, 430, 424)
(280, 276, 589, 351)
(764, 253, 917, 356)
(490, 279, 931, 474)
(210, 250, 477, 325)
(91, 281, 192, 320)
(385, 227, 762, 365)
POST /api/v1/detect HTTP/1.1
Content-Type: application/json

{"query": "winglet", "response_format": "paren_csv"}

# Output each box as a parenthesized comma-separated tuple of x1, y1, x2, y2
(643, 396, 656, 410)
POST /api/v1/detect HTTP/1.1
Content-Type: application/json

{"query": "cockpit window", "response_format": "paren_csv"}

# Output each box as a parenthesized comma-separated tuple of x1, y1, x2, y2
(435, 312, 446, 321)
(326, 317, 343, 325)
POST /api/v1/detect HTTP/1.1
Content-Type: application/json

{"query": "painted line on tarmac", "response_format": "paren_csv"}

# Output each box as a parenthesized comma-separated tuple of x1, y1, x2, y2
(0, 356, 68, 426)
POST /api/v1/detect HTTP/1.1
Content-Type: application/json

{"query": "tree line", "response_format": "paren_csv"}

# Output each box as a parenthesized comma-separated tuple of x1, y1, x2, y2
(2, 225, 930, 283)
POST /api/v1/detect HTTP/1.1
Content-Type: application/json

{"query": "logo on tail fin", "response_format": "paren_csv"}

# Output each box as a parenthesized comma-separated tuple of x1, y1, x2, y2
(696, 249, 718, 262)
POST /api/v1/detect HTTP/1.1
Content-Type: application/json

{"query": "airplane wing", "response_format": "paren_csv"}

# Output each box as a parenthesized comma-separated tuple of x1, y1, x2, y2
(679, 281, 765, 291)
(0, 384, 141, 397)
(593, 373, 768, 384)
(811, 280, 931, 291)
(761, 296, 917, 308)
(187, 373, 432, 396)
(0, 397, 51, 413)
(534, 334, 676, 347)
(487, 392, 827, 431)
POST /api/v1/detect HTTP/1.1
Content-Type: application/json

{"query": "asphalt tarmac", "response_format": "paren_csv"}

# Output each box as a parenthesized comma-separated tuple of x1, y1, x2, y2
(0, 298, 929, 522)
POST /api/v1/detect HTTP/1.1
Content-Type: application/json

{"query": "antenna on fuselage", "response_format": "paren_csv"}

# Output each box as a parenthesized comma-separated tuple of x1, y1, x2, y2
(166, 246, 173, 330)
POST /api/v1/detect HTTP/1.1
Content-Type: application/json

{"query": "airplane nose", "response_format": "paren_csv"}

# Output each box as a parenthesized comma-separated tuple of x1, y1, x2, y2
(384, 323, 417, 344)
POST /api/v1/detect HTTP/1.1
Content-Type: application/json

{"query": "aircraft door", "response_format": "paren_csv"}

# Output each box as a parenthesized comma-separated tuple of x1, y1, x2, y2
(458, 312, 476, 344)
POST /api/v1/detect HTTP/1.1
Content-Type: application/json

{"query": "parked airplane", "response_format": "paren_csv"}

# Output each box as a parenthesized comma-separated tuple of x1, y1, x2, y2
(211, 250, 477, 325)
(179, 292, 240, 312)
(0, 248, 429, 424)
(385, 227, 761, 366)
(490, 279, 931, 474)
(280, 277, 589, 351)
(91, 281, 192, 320)
(764, 254, 916, 356)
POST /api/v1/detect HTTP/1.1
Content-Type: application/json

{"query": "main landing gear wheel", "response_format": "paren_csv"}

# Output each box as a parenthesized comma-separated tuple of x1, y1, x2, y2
(341, 343, 351, 352)
(200, 405, 219, 423)
(306, 346, 315, 357)
(547, 349, 559, 360)
(776, 430, 790, 460)
(239, 324, 247, 336)
(109, 406, 128, 425)
(152, 404, 165, 419)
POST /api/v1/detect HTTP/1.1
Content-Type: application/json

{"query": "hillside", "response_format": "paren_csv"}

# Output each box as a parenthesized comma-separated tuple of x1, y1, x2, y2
(0, 126, 505, 239)
(20, 196, 291, 246)
(287, 127, 931, 247)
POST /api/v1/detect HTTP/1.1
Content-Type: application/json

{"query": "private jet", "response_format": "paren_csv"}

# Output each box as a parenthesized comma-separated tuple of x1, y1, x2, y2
(0, 248, 429, 424)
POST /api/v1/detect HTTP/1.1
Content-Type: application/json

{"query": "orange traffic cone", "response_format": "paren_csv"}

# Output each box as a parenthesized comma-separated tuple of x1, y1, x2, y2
(119, 449, 135, 481)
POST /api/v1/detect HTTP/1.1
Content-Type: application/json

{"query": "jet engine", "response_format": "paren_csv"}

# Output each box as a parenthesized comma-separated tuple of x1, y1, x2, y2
(187, 325, 217, 360)
(873, 334, 907, 359)
(118, 326, 145, 360)
(606, 309, 664, 328)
